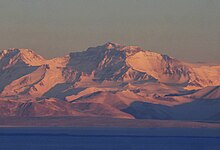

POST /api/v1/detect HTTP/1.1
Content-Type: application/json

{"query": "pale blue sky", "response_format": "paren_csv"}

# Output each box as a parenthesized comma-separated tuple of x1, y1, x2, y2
(0, 0, 219, 62)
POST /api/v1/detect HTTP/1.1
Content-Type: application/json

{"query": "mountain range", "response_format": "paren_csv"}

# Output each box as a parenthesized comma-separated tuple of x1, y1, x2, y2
(0, 42, 219, 121)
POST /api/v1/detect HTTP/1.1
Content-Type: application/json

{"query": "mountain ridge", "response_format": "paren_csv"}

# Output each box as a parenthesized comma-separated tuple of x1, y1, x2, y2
(0, 42, 219, 120)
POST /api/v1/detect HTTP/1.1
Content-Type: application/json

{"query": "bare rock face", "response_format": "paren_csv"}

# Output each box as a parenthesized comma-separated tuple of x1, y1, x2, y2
(0, 43, 219, 120)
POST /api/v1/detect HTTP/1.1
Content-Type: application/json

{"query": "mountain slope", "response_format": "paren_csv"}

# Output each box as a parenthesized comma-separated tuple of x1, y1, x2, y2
(0, 43, 219, 120)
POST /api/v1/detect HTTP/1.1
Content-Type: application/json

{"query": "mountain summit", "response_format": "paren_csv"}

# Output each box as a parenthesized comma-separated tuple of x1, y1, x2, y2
(0, 48, 45, 69)
(0, 43, 219, 119)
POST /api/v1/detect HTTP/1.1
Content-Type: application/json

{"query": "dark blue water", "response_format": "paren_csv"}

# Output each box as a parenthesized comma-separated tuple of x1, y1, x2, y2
(1, 128, 220, 150)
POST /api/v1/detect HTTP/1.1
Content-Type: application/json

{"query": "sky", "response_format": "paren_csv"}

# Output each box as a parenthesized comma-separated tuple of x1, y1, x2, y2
(0, 0, 219, 63)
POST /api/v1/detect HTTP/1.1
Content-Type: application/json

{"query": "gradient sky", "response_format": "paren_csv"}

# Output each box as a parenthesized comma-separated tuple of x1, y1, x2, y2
(0, 0, 219, 63)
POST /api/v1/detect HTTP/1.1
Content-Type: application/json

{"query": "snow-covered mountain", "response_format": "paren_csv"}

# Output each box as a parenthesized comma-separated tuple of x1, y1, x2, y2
(0, 43, 219, 120)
